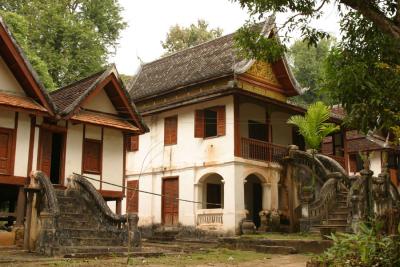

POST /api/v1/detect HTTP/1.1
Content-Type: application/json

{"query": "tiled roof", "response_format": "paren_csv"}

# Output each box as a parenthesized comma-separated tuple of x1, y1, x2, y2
(71, 111, 139, 133)
(129, 17, 292, 101)
(0, 92, 47, 113)
(50, 66, 148, 133)
(130, 33, 237, 100)
(50, 70, 105, 114)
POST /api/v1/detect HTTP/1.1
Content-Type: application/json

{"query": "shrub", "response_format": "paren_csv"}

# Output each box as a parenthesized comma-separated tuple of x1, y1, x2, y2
(313, 222, 400, 266)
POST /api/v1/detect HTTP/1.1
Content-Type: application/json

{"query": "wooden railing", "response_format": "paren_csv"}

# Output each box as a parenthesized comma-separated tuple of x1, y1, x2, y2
(240, 137, 287, 163)
(196, 209, 223, 226)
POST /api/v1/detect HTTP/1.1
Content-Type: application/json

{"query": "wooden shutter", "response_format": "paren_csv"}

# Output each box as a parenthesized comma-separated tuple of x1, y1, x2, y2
(126, 180, 139, 213)
(164, 116, 178, 145)
(194, 110, 204, 138)
(216, 106, 226, 136)
(83, 139, 102, 174)
(0, 128, 14, 175)
(38, 129, 53, 177)
(349, 154, 357, 173)
(126, 135, 139, 151)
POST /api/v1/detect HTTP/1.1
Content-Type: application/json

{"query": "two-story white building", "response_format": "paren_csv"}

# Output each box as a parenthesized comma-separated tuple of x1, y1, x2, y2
(123, 18, 344, 234)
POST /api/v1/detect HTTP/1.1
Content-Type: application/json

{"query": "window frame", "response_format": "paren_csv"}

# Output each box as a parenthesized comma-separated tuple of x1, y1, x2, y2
(126, 135, 139, 152)
(194, 106, 225, 139)
(0, 127, 15, 176)
(164, 115, 178, 146)
(82, 138, 102, 174)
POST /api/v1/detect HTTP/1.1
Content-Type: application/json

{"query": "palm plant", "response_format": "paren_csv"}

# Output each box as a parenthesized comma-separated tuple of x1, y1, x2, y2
(288, 101, 340, 186)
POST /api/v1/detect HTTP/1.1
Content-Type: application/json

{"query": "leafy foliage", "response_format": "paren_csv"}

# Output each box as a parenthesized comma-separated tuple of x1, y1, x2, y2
(288, 38, 334, 105)
(0, 0, 126, 89)
(161, 19, 223, 54)
(324, 12, 400, 133)
(232, 0, 400, 134)
(287, 101, 339, 150)
(315, 222, 400, 266)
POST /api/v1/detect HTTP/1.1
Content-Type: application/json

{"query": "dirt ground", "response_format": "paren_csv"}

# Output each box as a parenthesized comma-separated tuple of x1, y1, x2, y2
(1, 255, 309, 267)
(0, 247, 310, 267)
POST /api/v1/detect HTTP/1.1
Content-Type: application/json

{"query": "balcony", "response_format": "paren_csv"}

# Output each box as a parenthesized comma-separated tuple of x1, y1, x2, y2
(240, 137, 287, 164)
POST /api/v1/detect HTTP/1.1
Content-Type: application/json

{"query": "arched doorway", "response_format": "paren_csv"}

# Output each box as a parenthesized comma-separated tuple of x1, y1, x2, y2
(244, 174, 263, 228)
(201, 173, 224, 209)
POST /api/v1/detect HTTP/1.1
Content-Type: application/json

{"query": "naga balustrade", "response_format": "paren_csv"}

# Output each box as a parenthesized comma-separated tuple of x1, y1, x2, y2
(240, 137, 287, 163)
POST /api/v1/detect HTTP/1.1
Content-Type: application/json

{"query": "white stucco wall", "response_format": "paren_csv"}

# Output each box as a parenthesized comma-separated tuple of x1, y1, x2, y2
(271, 111, 292, 146)
(0, 109, 15, 129)
(370, 152, 382, 176)
(126, 96, 235, 176)
(125, 96, 284, 233)
(239, 102, 266, 138)
(102, 128, 124, 190)
(64, 122, 83, 182)
(82, 89, 118, 115)
(14, 112, 30, 177)
(0, 56, 25, 96)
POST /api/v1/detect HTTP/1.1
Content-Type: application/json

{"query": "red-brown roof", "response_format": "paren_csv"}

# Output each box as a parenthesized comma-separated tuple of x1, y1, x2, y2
(0, 16, 54, 115)
(0, 92, 47, 113)
(71, 111, 139, 133)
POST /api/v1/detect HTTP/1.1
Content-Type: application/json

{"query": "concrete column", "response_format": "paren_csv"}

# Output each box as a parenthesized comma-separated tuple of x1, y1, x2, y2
(261, 182, 271, 211)
(270, 170, 280, 210)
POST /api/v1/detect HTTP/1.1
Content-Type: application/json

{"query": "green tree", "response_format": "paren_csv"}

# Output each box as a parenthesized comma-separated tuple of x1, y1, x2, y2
(1, 0, 126, 89)
(289, 38, 333, 106)
(161, 19, 223, 54)
(232, 0, 400, 134)
(288, 101, 340, 186)
(288, 101, 340, 150)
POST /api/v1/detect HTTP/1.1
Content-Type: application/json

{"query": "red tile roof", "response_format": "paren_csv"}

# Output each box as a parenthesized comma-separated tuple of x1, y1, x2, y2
(0, 92, 47, 113)
(71, 111, 139, 133)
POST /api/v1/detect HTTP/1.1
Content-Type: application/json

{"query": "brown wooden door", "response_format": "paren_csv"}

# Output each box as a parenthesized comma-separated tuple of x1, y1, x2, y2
(0, 128, 14, 175)
(38, 129, 52, 177)
(162, 177, 179, 225)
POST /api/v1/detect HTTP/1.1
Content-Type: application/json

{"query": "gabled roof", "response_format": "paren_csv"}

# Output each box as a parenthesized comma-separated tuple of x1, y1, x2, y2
(129, 16, 301, 101)
(0, 16, 55, 115)
(50, 65, 148, 133)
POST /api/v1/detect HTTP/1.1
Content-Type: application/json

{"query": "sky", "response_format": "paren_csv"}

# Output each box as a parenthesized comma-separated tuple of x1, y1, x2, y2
(110, 0, 341, 76)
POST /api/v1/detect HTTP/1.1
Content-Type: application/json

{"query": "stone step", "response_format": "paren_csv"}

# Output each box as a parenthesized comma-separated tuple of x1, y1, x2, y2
(60, 228, 125, 239)
(62, 246, 129, 255)
(323, 218, 348, 225)
(254, 245, 297, 255)
(63, 249, 164, 259)
(59, 237, 125, 247)
(58, 218, 99, 229)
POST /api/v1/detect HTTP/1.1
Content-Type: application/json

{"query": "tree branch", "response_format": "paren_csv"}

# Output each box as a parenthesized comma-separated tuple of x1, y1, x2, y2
(341, 0, 400, 39)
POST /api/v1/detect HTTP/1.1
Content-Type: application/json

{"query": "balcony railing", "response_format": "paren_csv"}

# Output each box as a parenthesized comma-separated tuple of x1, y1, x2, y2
(240, 137, 287, 163)
(196, 209, 223, 226)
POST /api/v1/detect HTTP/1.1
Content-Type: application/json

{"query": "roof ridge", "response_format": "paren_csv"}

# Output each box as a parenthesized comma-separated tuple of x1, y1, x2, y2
(142, 32, 236, 67)
(50, 69, 106, 95)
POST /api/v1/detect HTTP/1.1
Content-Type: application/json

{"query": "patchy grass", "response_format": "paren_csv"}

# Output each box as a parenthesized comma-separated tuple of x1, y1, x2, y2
(127, 248, 270, 266)
(241, 232, 322, 240)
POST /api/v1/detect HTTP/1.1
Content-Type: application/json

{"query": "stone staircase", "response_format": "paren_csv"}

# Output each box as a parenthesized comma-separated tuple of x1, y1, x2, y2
(25, 172, 140, 256)
(55, 189, 129, 255)
(310, 188, 351, 234)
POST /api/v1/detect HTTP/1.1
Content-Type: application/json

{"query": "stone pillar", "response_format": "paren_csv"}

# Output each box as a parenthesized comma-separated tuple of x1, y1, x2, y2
(127, 213, 141, 249)
(261, 182, 271, 211)
(270, 170, 280, 210)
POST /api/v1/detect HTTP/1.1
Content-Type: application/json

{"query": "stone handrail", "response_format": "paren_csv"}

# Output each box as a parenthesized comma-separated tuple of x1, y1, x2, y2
(309, 178, 338, 221)
(316, 154, 348, 180)
(67, 174, 127, 225)
(29, 171, 60, 216)
(288, 149, 329, 185)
